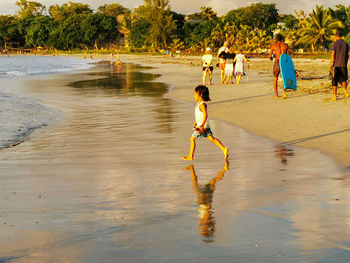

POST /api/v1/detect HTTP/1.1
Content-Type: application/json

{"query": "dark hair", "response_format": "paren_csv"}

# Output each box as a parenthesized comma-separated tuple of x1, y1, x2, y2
(195, 85, 211, 101)
(335, 29, 343, 37)
(275, 33, 283, 42)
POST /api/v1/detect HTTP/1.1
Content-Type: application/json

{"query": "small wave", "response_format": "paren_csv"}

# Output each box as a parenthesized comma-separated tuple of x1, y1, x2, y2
(0, 56, 96, 79)
(0, 92, 63, 150)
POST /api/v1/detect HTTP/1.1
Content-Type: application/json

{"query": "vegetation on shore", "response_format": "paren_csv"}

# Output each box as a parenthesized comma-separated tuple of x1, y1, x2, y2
(0, 0, 349, 54)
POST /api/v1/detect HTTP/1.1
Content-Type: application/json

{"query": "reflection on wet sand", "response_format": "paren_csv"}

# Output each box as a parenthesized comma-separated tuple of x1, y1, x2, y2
(184, 161, 229, 242)
(274, 144, 295, 164)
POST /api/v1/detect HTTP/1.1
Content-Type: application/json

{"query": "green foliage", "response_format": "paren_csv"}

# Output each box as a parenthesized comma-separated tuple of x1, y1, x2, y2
(0, 15, 20, 48)
(25, 15, 55, 47)
(48, 2, 92, 22)
(134, 0, 176, 49)
(225, 3, 278, 33)
(81, 13, 118, 49)
(187, 7, 217, 21)
(97, 4, 130, 17)
(296, 5, 344, 51)
(2, 1, 350, 53)
(130, 18, 151, 48)
(16, 0, 45, 18)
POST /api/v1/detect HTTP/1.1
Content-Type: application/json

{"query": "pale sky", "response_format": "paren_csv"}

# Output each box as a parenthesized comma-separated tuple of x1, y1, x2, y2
(0, 0, 349, 16)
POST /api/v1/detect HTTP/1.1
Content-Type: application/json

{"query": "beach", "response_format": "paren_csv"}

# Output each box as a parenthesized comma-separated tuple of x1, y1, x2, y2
(117, 54, 350, 167)
(1, 55, 350, 262)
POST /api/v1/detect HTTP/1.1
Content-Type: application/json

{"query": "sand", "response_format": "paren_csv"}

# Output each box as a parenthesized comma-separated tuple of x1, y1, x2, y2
(1, 55, 350, 262)
(112, 54, 350, 167)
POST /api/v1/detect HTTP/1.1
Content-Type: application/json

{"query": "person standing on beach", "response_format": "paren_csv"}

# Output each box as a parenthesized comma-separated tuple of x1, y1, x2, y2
(329, 30, 350, 101)
(202, 47, 214, 85)
(182, 85, 229, 161)
(223, 47, 236, 84)
(269, 34, 290, 99)
(233, 49, 248, 85)
(217, 42, 229, 84)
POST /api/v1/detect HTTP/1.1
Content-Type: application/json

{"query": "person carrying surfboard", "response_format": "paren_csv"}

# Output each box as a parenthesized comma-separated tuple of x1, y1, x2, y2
(269, 34, 290, 99)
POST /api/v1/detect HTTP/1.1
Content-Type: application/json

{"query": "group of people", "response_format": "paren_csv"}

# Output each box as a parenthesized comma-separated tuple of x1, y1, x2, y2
(202, 42, 248, 86)
(183, 31, 349, 161)
(270, 31, 349, 100)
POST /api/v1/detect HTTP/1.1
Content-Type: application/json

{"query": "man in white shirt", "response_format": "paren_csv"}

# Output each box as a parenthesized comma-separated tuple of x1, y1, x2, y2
(217, 41, 229, 84)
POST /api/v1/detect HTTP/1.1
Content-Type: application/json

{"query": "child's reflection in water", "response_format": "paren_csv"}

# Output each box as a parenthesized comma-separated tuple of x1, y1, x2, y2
(183, 160, 229, 242)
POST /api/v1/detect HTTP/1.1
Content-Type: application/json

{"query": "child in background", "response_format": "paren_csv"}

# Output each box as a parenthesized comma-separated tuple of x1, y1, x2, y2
(182, 85, 229, 161)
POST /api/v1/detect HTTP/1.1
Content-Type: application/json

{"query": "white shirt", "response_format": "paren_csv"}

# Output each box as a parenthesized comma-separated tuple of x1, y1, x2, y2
(195, 101, 210, 128)
(202, 54, 213, 67)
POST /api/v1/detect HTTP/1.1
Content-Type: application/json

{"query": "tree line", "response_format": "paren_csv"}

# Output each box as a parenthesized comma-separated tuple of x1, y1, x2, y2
(0, 0, 349, 53)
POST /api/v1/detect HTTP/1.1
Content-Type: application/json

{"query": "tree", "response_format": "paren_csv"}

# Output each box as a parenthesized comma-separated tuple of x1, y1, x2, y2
(200, 7, 217, 21)
(25, 15, 55, 47)
(97, 4, 129, 17)
(225, 3, 278, 33)
(134, 0, 176, 49)
(251, 30, 272, 51)
(130, 18, 151, 48)
(0, 16, 20, 49)
(296, 5, 344, 51)
(81, 13, 117, 49)
(169, 38, 184, 51)
(48, 2, 92, 22)
(16, 0, 45, 18)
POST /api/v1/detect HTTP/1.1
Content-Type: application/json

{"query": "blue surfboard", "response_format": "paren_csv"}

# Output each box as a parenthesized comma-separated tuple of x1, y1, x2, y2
(279, 54, 297, 90)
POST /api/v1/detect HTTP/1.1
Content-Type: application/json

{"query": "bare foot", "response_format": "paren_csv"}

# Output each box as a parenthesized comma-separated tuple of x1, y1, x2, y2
(224, 147, 229, 160)
(331, 96, 337, 101)
(182, 155, 193, 161)
(273, 95, 279, 98)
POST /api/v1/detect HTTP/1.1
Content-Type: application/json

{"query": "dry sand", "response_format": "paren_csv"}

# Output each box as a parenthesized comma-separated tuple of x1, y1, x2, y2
(113, 53, 350, 167)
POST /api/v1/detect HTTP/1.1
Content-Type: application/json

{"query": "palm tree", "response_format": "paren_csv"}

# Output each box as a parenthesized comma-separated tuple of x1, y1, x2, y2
(200, 7, 217, 21)
(251, 30, 272, 52)
(211, 18, 237, 47)
(169, 38, 184, 51)
(235, 25, 255, 52)
(196, 38, 211, 51)
(296, 5, 343, 51)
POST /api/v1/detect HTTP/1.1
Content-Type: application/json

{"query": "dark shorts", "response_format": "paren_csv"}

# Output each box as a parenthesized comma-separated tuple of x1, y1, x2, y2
(332, 67, 348, 86)
(202, 66, 213, 72)
(273, 59, 280, 77)
(192, 128, 213, 138)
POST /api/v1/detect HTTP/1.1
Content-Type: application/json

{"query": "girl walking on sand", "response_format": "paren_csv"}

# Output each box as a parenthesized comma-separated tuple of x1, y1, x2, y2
(182, 85, 229, 161)
(234, 50, 248, 84)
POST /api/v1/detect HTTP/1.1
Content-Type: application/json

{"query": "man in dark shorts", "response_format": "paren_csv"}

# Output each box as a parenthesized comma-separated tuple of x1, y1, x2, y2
(329, 30, 350, 101)
(269, 34, 290, 99)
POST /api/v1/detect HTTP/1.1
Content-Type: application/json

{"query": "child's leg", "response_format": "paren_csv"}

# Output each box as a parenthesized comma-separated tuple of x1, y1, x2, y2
(207, 135, 229, 159)
(209, 71, 213, 85)
(202, 71, 207, 85)
(182, 136, 196, 160)
(237, 75, 241, 84)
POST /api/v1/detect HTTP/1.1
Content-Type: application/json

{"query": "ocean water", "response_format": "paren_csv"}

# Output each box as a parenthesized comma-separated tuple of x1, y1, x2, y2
(0, 55, 95, 149)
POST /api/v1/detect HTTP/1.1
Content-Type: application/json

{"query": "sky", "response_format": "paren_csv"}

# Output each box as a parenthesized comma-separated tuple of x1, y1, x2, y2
(0, 0, 349, 16)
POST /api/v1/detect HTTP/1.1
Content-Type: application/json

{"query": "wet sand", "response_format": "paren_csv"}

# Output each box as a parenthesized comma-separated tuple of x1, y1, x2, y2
(115, 54, 350, 167)
(1, 61, 350, 262)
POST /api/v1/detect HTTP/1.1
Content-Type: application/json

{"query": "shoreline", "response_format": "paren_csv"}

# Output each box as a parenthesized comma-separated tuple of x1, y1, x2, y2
(110, 53, 350, 167)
